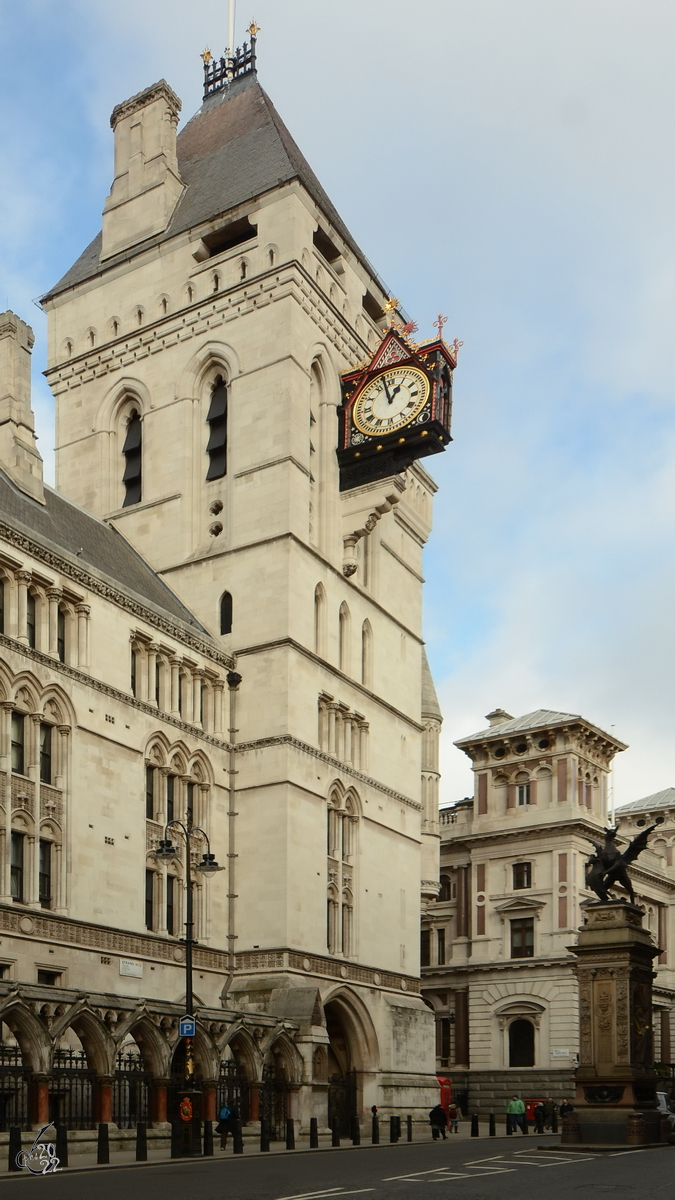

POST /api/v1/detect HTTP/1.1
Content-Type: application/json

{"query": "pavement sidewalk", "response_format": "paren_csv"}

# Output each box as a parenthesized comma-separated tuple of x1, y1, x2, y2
(0, 1125, 562, 1176)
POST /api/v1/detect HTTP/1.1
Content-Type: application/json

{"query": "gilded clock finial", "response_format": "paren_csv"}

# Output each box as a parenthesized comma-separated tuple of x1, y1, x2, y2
(201, 47, 213, 64)
(384, 297, 399, 327)
(433, 313, 449, 339)
(451, 338, 464, 358)
(248, 19, 261, 36)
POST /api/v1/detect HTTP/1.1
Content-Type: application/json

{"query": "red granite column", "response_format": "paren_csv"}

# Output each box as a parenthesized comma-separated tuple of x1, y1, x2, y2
(150, 1079, 169, 1125)
(248, 1085, 259, 1121)
(30, 1076, 50, 1126)
(202, 1084, 216, 1121)
(95, 1077, 113, 1123)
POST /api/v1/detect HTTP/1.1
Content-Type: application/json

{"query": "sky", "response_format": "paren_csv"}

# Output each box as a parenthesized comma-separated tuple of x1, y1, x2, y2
(1, 1, 675, 809)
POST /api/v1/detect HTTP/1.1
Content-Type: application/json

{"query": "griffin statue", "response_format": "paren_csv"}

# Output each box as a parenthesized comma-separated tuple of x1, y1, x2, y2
(585, 818, 664, 904)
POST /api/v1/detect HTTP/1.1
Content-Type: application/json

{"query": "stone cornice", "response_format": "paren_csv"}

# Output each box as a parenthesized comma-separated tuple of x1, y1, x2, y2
(421, 954, 578, 983)
(0, 632, 233, 752)
(45, 261, 371, 394)
(0, 903, 230, 971)
(440, 817, 606, 850)
(235, 947, 421, 994)
(160, 532, 425, 645)
(235, 635, 424, 732)
(0, 518, 233, 671)
(236, 732, 421, 810)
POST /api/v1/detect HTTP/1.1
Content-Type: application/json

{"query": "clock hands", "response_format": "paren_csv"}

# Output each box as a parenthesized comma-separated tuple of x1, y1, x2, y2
(380, 376, 402, 405)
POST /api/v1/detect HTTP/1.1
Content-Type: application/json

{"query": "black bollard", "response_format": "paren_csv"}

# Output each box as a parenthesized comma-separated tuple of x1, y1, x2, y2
(55, 1124, 68, 1169)
(407, 1115, 413, 1142)
(331, 1117, 340, 1147)
(260, 1117, 270, 1152)
(396, 1115, 402, 1142)
(171, 1120, 181, 1158)
(506, 1116, 513, 1135)
(8, 1127, 21, 1172)
(389, 1115, 397, 1143)
(372, 1114, 379, 1144)
(136, 1121, 148, 1161)
(471, 1114, 479, 1138)
(233, 1118, 244, 1154)
(310, 1117, 319, 1148)
(551, 1109, 558, 1134)
(489, 1113, 496, 1137)
(286, 1118, 295, 1150)
(97, 1122, 109, 1165)
(203, 1120, 213, 1157)
(522, 1115, 529, 1135)
(351, 1115, 360, 1145)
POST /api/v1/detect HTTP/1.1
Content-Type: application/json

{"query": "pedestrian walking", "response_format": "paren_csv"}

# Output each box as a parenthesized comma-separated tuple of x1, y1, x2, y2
(447, 1102, 459, 1133)
(216, 1101, 239, 1150)
(429, 1103, 448, 1140)
(506, 1095, 526, 1134)
(560, 1098, 574, 1118)
(533, 1100, 544, 1134)
(543, 1097, 556, 1130)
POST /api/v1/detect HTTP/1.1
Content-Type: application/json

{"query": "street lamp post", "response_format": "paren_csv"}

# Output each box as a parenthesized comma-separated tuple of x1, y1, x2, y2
(156, 820, 223, 1155)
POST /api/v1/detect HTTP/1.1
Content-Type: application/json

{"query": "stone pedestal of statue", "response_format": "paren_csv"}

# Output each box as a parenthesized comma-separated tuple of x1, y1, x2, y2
(564, 901, 664, 1145)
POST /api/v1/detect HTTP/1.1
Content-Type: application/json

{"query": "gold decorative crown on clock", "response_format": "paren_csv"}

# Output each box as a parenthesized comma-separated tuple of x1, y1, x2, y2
(336, 325, 457, 491)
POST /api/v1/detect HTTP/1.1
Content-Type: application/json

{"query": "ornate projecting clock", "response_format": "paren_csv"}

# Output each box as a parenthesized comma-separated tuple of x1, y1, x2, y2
(337, 321, 457, 491)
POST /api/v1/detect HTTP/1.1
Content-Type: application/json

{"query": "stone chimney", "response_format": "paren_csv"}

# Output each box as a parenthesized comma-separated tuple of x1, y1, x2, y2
(0, 312, 44, 504)
(101, 79, 183, 261)
(485, 708, 513, 727)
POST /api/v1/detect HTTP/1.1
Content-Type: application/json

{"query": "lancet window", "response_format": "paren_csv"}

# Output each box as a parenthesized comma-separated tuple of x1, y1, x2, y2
(326, 791, 357, 957)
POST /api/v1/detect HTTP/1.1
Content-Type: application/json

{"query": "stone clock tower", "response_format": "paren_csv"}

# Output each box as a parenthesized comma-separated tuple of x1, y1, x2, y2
(41, 37, 451, 1120)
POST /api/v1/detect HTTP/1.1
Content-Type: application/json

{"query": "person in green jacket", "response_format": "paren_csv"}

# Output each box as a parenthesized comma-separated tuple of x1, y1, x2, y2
(506, 1095, 526, 1134)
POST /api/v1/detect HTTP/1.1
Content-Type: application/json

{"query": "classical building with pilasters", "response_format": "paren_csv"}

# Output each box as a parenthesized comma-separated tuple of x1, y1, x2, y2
(421, 708, 675, 1113)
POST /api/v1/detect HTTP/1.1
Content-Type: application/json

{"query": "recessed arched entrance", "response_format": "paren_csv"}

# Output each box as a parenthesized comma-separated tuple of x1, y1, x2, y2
(509, 1019, 535, 1067)
(324, 1001, 357, 1135)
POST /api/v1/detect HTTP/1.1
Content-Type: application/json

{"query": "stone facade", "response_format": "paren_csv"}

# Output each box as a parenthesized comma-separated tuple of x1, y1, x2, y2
(0, 54, 444, 1131)
(422, 708, 675, 1114)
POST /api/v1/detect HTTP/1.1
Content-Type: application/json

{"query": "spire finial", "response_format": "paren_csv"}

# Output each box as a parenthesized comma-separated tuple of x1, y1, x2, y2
(201, 48, 213, 64)
(384, 296, 399, 327)
(433, 313, 448, 339)
(248, 18, 261, 36)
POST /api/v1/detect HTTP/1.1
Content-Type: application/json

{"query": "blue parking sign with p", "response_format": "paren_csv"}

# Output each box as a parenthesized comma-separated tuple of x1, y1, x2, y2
(179, 1015, 196, 1038)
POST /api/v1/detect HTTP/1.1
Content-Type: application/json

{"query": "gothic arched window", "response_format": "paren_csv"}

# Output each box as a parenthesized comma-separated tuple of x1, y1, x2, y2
(220, 591, 233, 635)
(206, 377, 228, 480)
(122, 409, 142, 506)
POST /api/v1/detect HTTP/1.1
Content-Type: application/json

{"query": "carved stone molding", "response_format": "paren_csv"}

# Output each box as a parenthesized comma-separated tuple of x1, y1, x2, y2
(0, 523, 234, 671)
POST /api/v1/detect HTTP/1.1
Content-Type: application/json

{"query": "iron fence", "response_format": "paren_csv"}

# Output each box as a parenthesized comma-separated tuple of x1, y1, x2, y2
(0, 1046, 31, 1130)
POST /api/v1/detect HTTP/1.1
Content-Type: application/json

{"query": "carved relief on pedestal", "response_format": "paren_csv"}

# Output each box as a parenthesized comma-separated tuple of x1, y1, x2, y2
(579, 976, 593, 1065)
(631, 980, 653, 1065)
(594, 979, 615, 1064)
(615, 972, 630, 1064)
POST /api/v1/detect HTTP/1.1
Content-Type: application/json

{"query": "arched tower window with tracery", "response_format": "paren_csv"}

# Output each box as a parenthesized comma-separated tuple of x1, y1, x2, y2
(327, 791, 358, 957)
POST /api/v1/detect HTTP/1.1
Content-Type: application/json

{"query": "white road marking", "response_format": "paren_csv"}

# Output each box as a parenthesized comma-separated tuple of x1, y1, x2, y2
(274, 1190, 376, 1200)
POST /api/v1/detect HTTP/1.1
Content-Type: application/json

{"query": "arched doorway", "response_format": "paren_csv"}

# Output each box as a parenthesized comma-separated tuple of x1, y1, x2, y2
(50, 1029, 96, 1129)
(509, 1019, 535, 1067)
(324, 1002, 356, 1135)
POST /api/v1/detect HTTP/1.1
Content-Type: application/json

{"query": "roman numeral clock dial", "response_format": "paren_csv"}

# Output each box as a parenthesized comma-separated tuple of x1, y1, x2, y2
(353, 367, 430, 436)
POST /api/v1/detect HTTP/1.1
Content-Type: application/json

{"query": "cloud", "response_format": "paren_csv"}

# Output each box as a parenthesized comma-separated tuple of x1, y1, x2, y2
(3, 0, 675, 813)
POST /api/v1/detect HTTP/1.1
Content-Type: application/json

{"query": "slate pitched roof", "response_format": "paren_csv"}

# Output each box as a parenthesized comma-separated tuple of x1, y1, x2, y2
(617, 788, 675, 814)
(455, 708, 626, 748)
(0, 468, 207, 633)
(45, 74, 387, 301)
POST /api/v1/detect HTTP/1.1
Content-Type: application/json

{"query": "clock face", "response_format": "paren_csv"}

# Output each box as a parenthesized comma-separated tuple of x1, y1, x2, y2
(352, 366, 430, 436)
